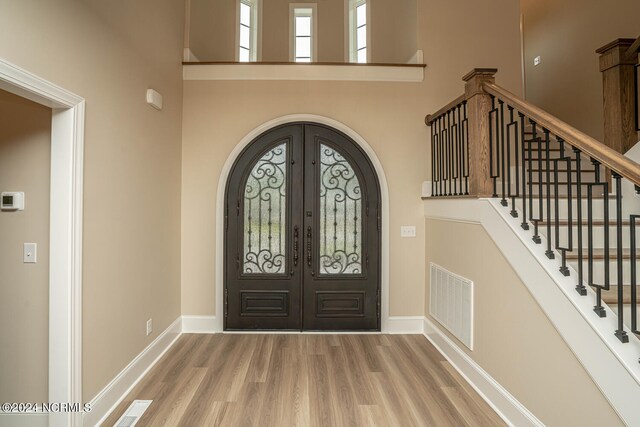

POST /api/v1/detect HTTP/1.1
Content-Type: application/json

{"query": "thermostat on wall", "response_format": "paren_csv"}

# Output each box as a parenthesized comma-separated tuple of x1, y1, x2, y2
(1, 192, 24, 211)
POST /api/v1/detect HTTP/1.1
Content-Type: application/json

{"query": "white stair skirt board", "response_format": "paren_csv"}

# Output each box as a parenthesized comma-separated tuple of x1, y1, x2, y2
(84, 317, 182, 427)
(424, 198, 640, 426)
(182, 315, 219, 333)
(423, 318, 544, 427)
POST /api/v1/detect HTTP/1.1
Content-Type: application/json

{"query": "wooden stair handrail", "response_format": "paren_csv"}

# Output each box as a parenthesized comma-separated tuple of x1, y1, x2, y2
(483, 81, 640, 186)
(425, 94, 465, 125)
(625, 35, 640, 60)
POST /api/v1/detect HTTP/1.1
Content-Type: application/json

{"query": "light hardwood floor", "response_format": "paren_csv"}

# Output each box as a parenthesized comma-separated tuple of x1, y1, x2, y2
(102, 334, 506, 426)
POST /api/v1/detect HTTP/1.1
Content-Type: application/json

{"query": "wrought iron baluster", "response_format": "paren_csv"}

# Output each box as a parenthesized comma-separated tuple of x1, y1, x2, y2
(507, 106, 519, 217)
(431, 120, 436, 197)
(554, 138, 572, 276)
(456, 104, 463, 196)
(499, 100, 507, 206)
(439, 117, 444, 197)
(489, 96, 498, 197)
(445, 112, 451, 196)
(449, 109, 458, 196)
(530, 121, 542, 244)
(631, 215, 639, 334)
(521, 113, 529, 230)
(613, 173, 629, 342)
(587, 163, 608, 318)
(544, 129, 554, 259)
(574, 148, 586, 295)
(462, 101, 469, 195)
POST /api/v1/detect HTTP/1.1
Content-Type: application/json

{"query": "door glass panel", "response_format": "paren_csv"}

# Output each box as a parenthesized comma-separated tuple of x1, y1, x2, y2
(319, 144, 362, 275)
(243, 143, 287, 274)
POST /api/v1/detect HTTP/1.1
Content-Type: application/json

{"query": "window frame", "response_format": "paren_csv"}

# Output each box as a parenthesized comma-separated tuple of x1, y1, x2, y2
(346, 0, 371, 63)
(236, 0, 262, 62)
(289, 3, 318, 63)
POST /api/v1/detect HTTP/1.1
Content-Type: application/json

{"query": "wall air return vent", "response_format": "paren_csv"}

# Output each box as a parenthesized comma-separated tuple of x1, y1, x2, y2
(429, 262, 474, 350)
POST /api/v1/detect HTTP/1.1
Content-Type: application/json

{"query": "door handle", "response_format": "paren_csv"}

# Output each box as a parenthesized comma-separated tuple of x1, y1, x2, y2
(293, 226, 300, 267)
(306, 226, 314, 276)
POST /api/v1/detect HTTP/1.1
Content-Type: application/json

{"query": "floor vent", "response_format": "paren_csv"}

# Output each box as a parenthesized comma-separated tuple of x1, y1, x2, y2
(113, 400, 152, 427)
(429, 262, 474, 350)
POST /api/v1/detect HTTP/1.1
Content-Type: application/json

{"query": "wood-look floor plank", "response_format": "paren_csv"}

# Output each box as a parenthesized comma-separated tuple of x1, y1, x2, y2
(442, 362, 507, 427)
(340, 335, 378, 405)
(245, 334, 274, 383)
(103, 334, 506, 427)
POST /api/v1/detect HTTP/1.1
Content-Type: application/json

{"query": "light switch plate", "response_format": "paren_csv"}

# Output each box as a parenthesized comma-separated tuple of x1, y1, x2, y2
(24, 243, 37, 263)
(400, 226, 416, 238)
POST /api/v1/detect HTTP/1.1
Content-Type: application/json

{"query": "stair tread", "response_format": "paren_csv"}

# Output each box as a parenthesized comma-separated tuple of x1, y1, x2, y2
(566, 248, 640, 260)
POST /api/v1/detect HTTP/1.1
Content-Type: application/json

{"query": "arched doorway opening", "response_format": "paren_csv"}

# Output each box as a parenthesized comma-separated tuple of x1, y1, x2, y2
(224, 122, 381, 331)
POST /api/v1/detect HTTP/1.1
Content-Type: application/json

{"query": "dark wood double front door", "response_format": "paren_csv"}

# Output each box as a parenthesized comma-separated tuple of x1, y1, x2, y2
(225, 123, 380, 331)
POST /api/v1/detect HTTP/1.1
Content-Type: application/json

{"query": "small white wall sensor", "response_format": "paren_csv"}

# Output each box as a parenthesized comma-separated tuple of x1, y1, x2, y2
(1, 192, 25, 211)
(146, 89, 163, 111)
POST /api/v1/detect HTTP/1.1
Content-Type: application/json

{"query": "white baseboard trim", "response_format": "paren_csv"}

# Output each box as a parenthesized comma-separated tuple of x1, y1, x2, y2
(84, 317, 182, 427)
(386, 316, 425, 334)
(182, 315, 219, 333)
(423, 317, 544, 427)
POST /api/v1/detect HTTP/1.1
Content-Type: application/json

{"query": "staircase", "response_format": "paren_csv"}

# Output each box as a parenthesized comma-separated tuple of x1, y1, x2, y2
(425, 66, 640, 424)
(517, 132, 639, 333)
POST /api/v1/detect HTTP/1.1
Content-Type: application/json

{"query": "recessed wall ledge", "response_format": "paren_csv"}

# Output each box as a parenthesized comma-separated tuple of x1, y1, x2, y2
(182, 61, 426, 82)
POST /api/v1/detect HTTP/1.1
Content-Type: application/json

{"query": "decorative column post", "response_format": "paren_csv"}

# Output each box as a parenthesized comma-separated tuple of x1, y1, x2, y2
(463, 68, 497, 197)
(596, 39, 639, 154)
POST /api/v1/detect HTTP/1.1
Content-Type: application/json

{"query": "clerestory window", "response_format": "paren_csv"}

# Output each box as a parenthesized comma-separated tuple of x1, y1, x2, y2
(238, 0, 259, 62)
(348, 0, 368, 63)
(290, 5, 317, 62)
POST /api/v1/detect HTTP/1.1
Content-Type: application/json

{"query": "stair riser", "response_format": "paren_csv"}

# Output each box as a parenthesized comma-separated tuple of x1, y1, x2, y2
(515, 199, 619, 221)
(538, 225, 634, 249)
(568, 259, 638, 284)
(608, 305, 639, 332)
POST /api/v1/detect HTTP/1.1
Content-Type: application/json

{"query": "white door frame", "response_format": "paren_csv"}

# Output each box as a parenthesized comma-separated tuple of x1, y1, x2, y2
(0, 58, 84, 427)
(215, 114, 390, 332)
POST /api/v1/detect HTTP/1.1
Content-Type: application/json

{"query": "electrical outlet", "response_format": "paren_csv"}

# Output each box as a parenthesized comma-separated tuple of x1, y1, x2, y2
(534, 56, 541, 66)
(146, 319, 153, 336)
(400, 226, 416, 238)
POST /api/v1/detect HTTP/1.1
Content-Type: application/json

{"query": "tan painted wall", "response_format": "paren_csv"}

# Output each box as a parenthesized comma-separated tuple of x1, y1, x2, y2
(521, 0, 640, 141)
(370, 0, 417, 63)
(189, 0, 237, 61)
(0, 89, 51, 402)
(181, 0, 522, 317)
(0, 0, 184, 401)
(424, 219, 622, 426)
(262, 0, 345, 62)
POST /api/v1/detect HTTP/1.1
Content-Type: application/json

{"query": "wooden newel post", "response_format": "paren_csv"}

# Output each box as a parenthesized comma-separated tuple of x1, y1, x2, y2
(463, 68, 497, 197)
(596, 39, 639, 154)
